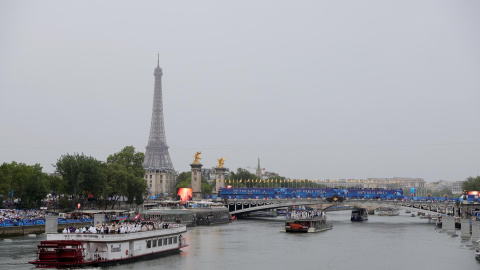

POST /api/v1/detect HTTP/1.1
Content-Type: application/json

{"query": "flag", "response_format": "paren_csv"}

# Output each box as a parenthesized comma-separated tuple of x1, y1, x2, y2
(134, 213, 141, 220)
(119, 217, 126, 223)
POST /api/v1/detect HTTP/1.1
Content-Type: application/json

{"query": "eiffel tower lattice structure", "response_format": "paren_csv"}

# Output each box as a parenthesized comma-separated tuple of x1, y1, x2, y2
(143, 55, 175, 172)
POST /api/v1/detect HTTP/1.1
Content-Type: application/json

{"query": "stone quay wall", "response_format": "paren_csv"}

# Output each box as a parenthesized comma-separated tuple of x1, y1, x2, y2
(0, 222, 92, 238)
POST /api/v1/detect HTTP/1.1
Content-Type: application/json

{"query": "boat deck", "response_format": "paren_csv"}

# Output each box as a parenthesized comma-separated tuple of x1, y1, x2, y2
(47, 225, 186, 242)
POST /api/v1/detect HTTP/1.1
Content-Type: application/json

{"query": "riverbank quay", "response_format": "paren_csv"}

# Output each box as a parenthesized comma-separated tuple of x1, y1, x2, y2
(0, 221, 94, 238)
(2, 207, 230, 237)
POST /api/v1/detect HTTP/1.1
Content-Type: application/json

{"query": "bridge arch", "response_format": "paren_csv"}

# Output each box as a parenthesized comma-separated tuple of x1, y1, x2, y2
(224, 198, 453, 216)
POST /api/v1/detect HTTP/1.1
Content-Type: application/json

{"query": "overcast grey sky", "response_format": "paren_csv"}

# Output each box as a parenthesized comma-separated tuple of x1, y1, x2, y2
(1, 0, 479, 182)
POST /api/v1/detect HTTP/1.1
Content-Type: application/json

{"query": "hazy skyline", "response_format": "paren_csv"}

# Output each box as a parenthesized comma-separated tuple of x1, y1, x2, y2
(1, 1, 479, 182)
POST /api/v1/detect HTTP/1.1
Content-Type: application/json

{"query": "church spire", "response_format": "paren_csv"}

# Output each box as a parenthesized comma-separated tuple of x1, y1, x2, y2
(256, 157, 262, 179)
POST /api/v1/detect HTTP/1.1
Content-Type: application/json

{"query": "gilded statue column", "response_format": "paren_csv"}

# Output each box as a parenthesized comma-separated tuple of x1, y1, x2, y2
(190, 152, 203, 199)
(214, 157, 227, 194)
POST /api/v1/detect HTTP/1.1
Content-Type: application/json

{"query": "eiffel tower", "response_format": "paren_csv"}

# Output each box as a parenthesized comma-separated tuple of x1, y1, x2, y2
(143, 55, 175, 172)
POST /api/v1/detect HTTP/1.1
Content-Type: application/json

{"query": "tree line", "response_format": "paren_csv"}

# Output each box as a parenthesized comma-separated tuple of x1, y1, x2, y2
(462, 176, 480, 193)
(2, 150, 479, 209)
(0, 146, 147, 209)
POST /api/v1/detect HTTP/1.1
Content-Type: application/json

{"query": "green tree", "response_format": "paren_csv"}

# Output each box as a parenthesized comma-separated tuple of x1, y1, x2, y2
(0, 165, 8, 198)
(55, 153, 107, 206)
(45, 173, 65, 212)
(463, 176, 480, 192)
(106, 146, 146, 207)
(175, 172, 192, 188)
(45, 174, 65, 196)
(202, 181, 215, 195)
(104, 163, 129, 209)
(21, 165, 49, 208)
(228, 168, 258, 187)
(106, 146, 145, 178)
(126, 177, 148, 206)
(0, 162, 49, 208)
(175, 171, 214, 196)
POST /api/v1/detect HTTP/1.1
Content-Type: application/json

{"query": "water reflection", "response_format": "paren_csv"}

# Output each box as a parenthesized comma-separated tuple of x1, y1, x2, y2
(0, 211, 477, 270)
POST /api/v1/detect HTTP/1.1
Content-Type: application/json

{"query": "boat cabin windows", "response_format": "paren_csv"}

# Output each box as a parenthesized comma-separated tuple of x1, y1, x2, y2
(163, 238, 168, 245)
(146, 240, 151, 248)
(173, 236, 177, 244)
(168, 237, 173, 245)
(152, 239, 157, 248)
(158, 238, 162, 246)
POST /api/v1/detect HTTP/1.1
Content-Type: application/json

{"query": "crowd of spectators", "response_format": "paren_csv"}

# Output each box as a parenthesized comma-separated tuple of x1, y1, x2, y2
(0, 209, 46, 223)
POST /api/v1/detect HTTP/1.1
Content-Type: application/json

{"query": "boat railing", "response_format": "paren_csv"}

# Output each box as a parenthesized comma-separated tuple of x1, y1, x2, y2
(286, 214, 324, 220)
(47, 224, 187, 241)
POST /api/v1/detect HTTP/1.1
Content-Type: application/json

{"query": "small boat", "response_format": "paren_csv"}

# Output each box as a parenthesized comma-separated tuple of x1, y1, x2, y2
(351, 208, 368, 221)
(29, 222, 187, 268)
(410, 214, 416, 217)
(284, 209, 332, 233)
(405, 210, 411, 214)
(455, 217, 461, 229)
(377, 207, 400, 216)
(436, 216, 442, 228)
(476, 240, 480, 261)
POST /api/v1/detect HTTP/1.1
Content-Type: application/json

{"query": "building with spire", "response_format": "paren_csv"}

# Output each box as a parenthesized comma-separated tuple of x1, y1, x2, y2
(256, 158, 262, 179)
(143, 55, 176, 198)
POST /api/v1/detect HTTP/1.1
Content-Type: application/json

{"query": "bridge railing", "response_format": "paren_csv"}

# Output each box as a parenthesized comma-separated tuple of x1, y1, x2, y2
(221, 195, 478, 203)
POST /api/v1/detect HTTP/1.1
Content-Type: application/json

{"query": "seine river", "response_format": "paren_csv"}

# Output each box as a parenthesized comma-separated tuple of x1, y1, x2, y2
(1, 211, 477, 270)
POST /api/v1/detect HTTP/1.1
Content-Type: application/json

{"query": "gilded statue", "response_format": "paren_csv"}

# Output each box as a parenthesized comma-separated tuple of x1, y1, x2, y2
(217, 157, 226, 168)
(193, 151, 202, 164)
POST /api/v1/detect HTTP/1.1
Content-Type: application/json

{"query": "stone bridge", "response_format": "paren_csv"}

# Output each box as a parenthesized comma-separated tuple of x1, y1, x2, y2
(223, 198, 469, 216)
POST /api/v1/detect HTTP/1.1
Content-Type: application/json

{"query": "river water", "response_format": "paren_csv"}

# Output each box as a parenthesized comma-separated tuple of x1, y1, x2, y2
(1, 211, 477, 270)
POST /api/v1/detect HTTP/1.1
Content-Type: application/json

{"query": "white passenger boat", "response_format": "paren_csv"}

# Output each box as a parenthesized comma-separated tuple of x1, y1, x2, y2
(29, 222, 187, 268)
(283, 209, 332, 233)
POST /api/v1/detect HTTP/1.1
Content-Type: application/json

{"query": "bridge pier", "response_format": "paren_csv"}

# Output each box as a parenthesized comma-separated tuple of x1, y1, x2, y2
(442, 216, 455, 235)
(460, 219, 471, 240)
(45, 216, 58, 234)
(471, 221, 480, 245)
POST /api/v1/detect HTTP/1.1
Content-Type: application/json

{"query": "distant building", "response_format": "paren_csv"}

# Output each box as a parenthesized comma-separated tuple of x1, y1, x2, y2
(202, 167, 230, 184)
(425, 180, 455, 192)
(145, 170, 176, 198)
(201, 168, 214, 182)
(451, 181, 464, 195)
(262, 171, 279, 179)
(321, 177, 425, 189)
